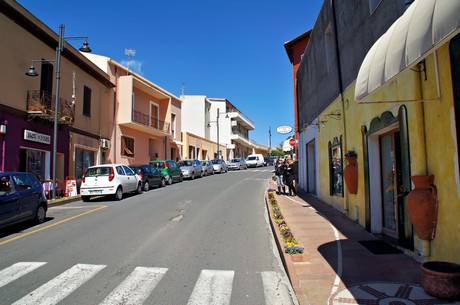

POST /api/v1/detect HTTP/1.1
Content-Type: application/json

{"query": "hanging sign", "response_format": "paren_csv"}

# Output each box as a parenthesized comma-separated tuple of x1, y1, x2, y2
(276, 125, 293, 134)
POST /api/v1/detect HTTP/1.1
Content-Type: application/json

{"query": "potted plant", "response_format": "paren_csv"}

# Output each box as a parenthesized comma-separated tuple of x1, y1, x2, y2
(344, 150, 358, 194)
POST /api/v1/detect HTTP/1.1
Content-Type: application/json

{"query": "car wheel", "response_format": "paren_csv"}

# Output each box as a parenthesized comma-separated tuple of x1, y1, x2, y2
(167, 176, 173, 185)
(81, 195, 90, 202)
(191, 172, 195, 180)
(161, 178, 166, 187)
(200, 171, 204, 178)
(114, 186, 123, 200)
(143, 181, 150, 192)
(136, 183, 142, 194)
(35, 205, 46, 224)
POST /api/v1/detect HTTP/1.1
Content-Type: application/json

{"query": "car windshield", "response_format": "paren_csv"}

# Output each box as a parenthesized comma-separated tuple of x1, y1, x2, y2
(201, 162, 207, 166)
(151, 162, 165, 169)
(211, 160, 220, 164)
(230, 159, 240, 163)
(179, 160, 193, 166)
(85, 167, 112, 177)
(247, 156, 257, 160)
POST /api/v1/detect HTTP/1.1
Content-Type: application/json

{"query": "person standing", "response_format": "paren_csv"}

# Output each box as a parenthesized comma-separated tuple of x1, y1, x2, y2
(285, 158, 297, 196)
(275, 158, 286, 195)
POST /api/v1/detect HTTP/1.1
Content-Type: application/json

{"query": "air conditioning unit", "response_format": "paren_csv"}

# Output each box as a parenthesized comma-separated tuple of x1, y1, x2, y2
(100, 139, 111, 149)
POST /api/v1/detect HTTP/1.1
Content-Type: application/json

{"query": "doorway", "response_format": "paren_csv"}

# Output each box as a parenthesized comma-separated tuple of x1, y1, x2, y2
(306, 139, 316, 194)
(365, 107, 413, 249)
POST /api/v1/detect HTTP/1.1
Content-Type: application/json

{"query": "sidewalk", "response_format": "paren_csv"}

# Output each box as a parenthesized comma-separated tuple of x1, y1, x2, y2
(265, 179, 459, 305)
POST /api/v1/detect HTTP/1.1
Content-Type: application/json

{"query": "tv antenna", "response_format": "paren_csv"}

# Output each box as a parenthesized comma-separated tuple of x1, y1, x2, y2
(125, 48, 136, 74)
(181, 82, 186, 97)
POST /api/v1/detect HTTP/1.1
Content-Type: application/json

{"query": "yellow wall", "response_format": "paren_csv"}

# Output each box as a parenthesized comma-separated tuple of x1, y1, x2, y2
(317, 43, 460, 263)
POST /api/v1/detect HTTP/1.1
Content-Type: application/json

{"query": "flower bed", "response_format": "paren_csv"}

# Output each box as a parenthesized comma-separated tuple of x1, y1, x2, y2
(267, 189, 304, 255)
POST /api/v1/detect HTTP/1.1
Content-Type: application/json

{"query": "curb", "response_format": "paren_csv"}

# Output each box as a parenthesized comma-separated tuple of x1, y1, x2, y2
(264, 189, 309, 305)
(48, 195, 81, 207)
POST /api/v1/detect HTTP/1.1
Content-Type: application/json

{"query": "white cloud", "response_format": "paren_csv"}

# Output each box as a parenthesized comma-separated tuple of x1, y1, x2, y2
(120, 59, 144, 75)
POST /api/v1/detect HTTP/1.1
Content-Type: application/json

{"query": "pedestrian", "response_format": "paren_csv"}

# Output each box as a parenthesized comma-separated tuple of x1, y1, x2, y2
(285, 158, 297, 196)
(275, 158, 286, 195)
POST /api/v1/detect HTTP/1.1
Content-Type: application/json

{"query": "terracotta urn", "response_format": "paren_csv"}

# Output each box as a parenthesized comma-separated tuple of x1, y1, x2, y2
(406, 175, 437, 240)
(421, 261, 460, 299)
(343, 155, 358, 194)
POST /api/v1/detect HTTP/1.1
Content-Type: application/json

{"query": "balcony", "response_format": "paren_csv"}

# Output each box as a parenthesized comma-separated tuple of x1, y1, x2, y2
(26, 90, 75, 125)
(118, 109, 170, 137)
(227, 110, 254, 130)
(230, 127, 251, 146)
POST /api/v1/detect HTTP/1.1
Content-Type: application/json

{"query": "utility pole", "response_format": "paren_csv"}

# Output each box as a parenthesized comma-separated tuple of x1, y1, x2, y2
(268, 126, 272, 156)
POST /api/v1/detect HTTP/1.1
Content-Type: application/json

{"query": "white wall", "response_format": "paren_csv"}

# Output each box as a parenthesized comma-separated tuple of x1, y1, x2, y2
(298, 127, 319, 196)
(181, 95, 207, 138)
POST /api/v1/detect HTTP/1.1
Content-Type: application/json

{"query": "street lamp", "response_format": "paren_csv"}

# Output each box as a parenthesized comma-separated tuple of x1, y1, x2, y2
(26, 24, 91, 199)
(207, 108, 228, 159)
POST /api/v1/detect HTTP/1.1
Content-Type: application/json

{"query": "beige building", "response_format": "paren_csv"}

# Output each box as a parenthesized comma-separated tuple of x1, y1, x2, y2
(0, 0, 113, 186)
(83, 53, 183, 165)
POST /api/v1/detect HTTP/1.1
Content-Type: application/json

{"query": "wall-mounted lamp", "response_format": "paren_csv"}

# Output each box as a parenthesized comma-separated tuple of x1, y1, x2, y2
(310, 119, 327, 129)
(411, 59, 427, 80)
(0, 120, 8, 134)
(325, 110, 341, 120)
(25, 24, 91, 200)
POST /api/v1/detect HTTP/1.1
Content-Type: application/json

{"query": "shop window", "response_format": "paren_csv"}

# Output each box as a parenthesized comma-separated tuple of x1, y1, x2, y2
(20, 149, 46, 181)
(83, 86, 91, 117)
(75, 148, 95, 180)
(121, 136, 135, 157)
(328, 136, 343, 196)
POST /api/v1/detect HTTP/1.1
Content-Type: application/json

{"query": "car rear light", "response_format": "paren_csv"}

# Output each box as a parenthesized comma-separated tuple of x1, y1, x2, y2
(82, 169, 89, 183)
(109, 167, 115, 182)
(139, 173, 144, 179)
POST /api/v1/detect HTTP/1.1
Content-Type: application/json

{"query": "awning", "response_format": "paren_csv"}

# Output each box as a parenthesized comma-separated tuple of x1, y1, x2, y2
(355, 0, 460, 102)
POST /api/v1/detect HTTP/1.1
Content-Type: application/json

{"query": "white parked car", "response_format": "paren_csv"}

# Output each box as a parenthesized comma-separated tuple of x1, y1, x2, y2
(80, 164, 142, 201)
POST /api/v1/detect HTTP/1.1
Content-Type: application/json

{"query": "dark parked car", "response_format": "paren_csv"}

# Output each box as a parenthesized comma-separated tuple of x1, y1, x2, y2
(265, 156, 277, 166)
(150, 160, 183, 185)
(130, 164, 165, 191)
(0, 172, 48, 229)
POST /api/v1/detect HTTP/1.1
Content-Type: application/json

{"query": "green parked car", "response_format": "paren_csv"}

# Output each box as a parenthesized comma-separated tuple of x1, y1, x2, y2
(150, 160, 183, 185)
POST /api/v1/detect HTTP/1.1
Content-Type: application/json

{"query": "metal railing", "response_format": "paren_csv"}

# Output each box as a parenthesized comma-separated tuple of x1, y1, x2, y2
(132, 110, 170, 133)
(26, 90, 75, 124)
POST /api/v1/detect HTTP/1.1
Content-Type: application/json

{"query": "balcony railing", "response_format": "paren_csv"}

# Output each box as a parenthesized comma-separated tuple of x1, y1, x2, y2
(232, 126, 249, 140)
(26, 90, 75, 125)
(132, 110, 170, 133)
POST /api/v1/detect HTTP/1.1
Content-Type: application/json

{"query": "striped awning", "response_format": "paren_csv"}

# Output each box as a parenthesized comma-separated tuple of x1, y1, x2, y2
(355, 0, 460, 102)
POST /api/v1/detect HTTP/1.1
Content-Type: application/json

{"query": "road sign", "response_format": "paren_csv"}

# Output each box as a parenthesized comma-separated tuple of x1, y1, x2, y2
(289, 138, 295, 146)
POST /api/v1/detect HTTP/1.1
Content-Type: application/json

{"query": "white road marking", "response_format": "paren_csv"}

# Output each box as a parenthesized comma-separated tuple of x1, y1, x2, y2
(12, 264, 106, 305)
(0, 262, 47, 288)
(261, 271, 295, 305)
(99, 267, 168, 305)
(187, 269, 234, 305)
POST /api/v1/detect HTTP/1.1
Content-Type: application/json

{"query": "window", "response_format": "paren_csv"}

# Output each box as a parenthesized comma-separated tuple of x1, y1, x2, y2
(75, 148, 95, 180)
(83, 86, 92, 117)
(121, 136, 135, 157)
(325, 23, 333, 72)
(171, 113, 176, 138)
(329, 137, 343, 196)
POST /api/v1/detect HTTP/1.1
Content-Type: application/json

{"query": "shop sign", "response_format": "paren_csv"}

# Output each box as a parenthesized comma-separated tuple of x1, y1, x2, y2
(24, 129, 51, 144)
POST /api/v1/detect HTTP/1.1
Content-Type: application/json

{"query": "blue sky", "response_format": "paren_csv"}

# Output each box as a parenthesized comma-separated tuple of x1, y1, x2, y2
(17, 0, 322, 148)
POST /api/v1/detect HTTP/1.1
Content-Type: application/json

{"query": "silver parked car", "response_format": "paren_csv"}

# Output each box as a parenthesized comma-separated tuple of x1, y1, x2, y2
(201, 160, 214, 176)
(227, 158, 247, 170)
(178, 159, 203, 179)
(211, 159, 228, 173)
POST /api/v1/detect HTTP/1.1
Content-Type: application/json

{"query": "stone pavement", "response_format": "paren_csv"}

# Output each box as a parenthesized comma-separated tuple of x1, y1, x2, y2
(265, 179, 460, 305)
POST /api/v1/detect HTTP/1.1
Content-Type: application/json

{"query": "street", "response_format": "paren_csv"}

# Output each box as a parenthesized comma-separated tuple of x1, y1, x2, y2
(0, 168, 296, 305)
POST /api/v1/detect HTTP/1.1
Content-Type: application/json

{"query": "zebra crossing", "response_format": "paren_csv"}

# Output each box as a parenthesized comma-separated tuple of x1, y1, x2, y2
(0, 262, 294, 305)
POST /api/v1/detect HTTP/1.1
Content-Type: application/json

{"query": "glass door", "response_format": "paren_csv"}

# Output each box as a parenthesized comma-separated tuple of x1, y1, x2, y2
(379, 131, 402, 238)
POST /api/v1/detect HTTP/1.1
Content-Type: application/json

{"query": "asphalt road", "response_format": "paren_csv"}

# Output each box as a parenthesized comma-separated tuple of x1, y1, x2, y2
(0, 167, 296, 305)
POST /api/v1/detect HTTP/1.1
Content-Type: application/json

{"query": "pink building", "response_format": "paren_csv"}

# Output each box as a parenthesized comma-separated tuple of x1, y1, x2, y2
(83, 54, 183, 165)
